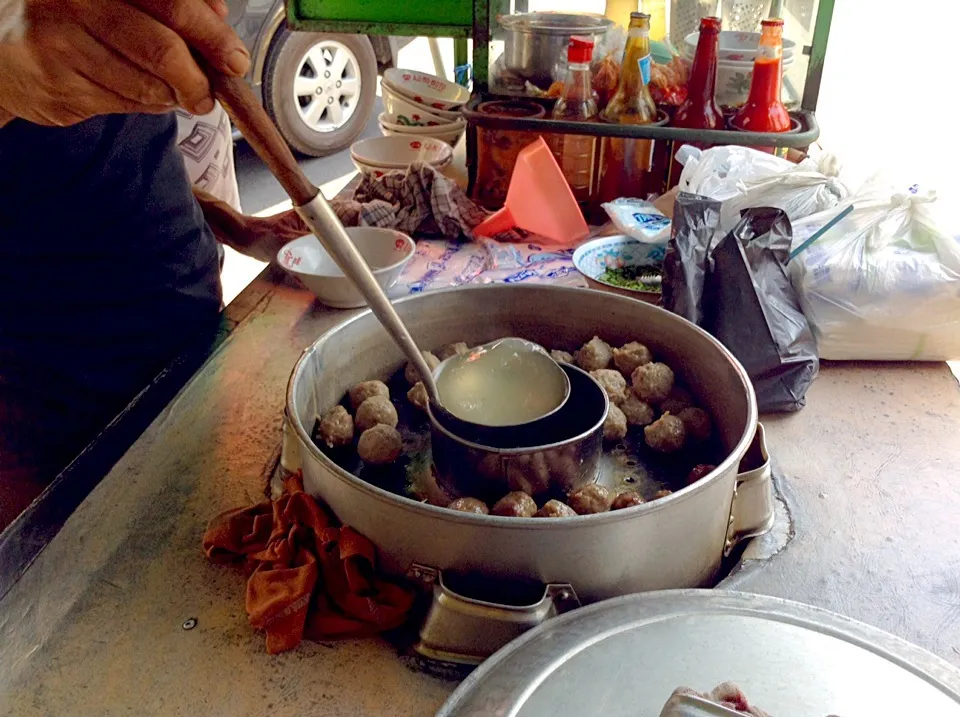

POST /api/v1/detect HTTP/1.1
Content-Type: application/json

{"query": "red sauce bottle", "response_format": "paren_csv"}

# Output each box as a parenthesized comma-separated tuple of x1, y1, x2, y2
(731, 18, 791, 133)
(674, 16, 722, 130)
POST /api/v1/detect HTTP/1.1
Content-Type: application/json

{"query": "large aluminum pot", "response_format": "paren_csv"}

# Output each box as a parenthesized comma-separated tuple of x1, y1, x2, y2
(287, 286, 759, 604)
(498, 12, 614, 86)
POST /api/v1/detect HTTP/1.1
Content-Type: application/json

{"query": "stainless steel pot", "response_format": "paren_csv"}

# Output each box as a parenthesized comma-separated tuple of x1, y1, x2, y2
(429, 362, 608, 503)
(498, 12, 614, 86)
(286, 285, 767, 662)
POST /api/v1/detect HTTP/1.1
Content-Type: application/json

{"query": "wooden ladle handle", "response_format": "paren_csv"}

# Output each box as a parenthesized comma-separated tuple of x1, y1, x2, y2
(206, 68, 318, 206)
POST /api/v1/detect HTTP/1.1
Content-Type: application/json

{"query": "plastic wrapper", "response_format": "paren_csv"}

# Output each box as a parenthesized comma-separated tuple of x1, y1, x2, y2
(790, 183, 960, 360)
(602, 197, 672, 243)
(649, 57, 690, 106)
(663, 200, 818, 413)
(676, 145, 848, 235)
(392, 237, 586, 296)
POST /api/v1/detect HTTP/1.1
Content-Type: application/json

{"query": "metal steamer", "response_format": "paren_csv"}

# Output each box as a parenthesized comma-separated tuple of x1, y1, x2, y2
(284, 285, 772, 663)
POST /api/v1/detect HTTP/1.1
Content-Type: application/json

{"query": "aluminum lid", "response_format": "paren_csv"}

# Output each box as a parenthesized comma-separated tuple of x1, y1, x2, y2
(438, 590, 960, 717)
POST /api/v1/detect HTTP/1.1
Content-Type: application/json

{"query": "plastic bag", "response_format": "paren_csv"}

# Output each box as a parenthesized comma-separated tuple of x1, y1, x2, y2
(602, 197, 672, 244)
(663, 198, 819, 413)
(676, 145, 848, 236)
(790, 184, 960, 360)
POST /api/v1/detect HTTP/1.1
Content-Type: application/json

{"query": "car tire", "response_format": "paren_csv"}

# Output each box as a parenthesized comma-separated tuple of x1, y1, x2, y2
(263, 27, 377, 158)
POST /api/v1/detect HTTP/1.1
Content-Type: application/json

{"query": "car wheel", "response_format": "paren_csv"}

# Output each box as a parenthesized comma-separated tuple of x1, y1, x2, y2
(263, 28, 377, 157)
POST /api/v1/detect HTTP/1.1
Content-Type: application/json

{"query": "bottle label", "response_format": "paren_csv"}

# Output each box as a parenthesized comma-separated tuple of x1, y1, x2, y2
(638, 54, 652, 84)
(628, 27, 650, 38)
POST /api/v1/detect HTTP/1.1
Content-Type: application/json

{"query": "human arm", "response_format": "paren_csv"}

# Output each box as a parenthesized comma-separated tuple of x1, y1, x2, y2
(0, 0, 249, 128)
(192, 187, 309, 264)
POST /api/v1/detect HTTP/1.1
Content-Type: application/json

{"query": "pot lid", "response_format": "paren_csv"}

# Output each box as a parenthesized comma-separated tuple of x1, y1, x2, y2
(438, 590, 960, 717)
(498, 12, 614, 35)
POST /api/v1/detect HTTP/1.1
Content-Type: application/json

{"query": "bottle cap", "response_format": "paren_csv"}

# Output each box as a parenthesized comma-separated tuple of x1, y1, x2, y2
(699, 16, 721, 32)
(567, 36, 594, 64)
(761, 18, 784, 27)
(630, 11, 651, 20)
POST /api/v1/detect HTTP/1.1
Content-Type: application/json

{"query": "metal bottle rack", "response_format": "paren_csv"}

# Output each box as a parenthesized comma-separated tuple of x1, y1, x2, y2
(288, 0, 835, 153)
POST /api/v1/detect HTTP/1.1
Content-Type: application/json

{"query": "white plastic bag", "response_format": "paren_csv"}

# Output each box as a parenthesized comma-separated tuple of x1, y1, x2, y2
(676, 145, 848, 235)
(789, 183, 960, 361)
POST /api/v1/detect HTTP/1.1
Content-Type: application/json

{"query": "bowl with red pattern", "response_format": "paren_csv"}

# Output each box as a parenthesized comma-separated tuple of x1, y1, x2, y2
(350, 135, 454, 177)
(382, 68, 470, 111)
(277, 228, 416, 309)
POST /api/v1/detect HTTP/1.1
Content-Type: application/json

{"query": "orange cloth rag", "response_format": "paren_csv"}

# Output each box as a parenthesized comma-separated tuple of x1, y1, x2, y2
(203, 473, 415, 654)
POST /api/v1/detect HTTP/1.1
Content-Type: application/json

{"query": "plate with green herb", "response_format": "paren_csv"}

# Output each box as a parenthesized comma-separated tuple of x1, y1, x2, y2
(573, 235, 665, 303)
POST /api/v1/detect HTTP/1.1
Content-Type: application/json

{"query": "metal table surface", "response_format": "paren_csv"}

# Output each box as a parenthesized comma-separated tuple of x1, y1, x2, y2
(1, 266, 958, 716)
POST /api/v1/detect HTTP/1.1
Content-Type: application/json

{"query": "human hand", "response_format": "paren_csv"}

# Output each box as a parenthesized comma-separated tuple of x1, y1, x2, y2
(194, 188, 310, 264)
(0, 0, 250, 127)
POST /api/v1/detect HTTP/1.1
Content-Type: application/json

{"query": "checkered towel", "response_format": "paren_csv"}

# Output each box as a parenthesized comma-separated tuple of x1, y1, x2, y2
(333, 163, 489, 239)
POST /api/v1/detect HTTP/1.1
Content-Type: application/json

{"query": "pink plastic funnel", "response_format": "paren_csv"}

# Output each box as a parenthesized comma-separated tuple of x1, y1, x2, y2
(472, 137, 589, 245)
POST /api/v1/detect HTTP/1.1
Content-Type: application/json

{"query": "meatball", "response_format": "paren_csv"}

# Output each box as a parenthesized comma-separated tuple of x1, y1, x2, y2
(660, 386, 695, 415)
(612, 491, 645, 510)
(407, 381, 429, 412)
(404, 351, 441, 385)
(653, 488, 674, 500)
(644, 413, 687, 453)
(574, 336, 613, 372)
(603, 404, 628, 442)
(355, 395, 399, 433)
(348, 380, 389, 412)
(686, 463, 717, 485)
(357, 424, 403, 465)
(447, 497, 489, 515)
(620, 394, 655, 427)
(612, 341, 653, 376)
(535, 499, 577, 518)
(590, 368, 628, 405)
(567, 483, 614, 515)
(491, 491, 537, 518)
(678, 407, 712, 443)
(631, 362, 675, 404)
(317, 405, 354, 448)
(437, 342, 470, 361)
(550, 349, 574, 364)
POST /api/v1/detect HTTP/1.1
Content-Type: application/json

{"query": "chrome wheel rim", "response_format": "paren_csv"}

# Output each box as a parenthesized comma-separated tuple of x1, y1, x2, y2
(293, 39, 361, 132)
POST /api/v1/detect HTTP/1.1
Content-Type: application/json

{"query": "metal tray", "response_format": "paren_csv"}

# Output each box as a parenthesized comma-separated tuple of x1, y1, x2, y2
(463, 93, 820, 149)
(438, 590, 960, 716)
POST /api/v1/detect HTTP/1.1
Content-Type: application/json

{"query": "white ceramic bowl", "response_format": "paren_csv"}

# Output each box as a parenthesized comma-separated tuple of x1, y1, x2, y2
(682, 30, 797, 63)
(379, 109, 452, 129)
(277, 229, 416, 309)
(382, 68, 470, 110)
(381, 82, 464, 122)
(678, 52, 796, 107)
(378, 113, 466, 145)
(350, 135, 453, 177)
(572, 235, 666, 303)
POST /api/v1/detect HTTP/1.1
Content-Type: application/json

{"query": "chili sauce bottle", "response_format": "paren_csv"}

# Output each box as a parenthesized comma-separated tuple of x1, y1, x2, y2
(731, 18, 791, 133)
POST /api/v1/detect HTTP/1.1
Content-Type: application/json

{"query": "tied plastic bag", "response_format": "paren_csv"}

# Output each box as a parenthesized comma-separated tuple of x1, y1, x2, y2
(790, 184, 960, 360)
(676, 145, 848, 236)
(663, 195, 819, 413)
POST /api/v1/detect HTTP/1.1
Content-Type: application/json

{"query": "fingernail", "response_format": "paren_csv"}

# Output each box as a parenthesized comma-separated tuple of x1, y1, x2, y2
(227, 48, 250, 76)
(195, 96, 215, 114)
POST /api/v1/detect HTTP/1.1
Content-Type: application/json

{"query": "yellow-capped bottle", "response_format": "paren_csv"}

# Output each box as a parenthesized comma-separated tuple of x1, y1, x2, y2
(595, 12, 658, 206)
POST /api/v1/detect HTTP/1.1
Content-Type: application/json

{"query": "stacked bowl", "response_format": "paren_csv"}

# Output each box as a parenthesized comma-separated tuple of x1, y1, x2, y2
(378, 68, 469, 147)
(681, 30, 797, 107)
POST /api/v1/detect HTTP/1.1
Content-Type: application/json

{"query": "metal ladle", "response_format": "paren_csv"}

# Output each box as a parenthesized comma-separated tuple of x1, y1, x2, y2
(206, 69, 568, 432)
